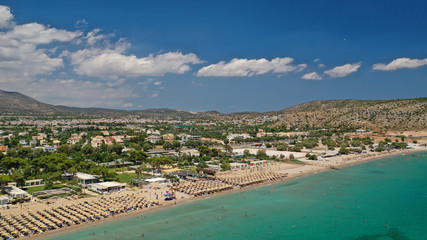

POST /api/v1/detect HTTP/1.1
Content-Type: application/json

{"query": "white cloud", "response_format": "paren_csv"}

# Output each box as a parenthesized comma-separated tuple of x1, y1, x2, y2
(0, 5, 13, 28)
(150, 92, 159, 98)
(0, 43, 64, 81)
(75, 19, 88, 29)
(70, 43, 202, 78)
(372, 57, 427, 71)
(16, 79, 137, 107)
(153, 81, 162, 86)
(296, 64, 307, 72)
(197, 57, 304, 77)
(302, 72, 322, 80)
(318, 63, 325, 68)
(121, 102, 134, 108)
(3, 23, 81, 44)
(314, 58, 320, 62)
(0, 7, 81, 82)
(324, 62, 361, 78)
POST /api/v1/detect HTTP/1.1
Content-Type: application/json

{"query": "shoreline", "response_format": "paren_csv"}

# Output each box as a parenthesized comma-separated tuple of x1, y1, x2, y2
(22, 147, 427, 239)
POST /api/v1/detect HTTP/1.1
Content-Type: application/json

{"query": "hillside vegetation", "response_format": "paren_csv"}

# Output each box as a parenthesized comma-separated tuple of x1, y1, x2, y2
(267, 98, 427, 130)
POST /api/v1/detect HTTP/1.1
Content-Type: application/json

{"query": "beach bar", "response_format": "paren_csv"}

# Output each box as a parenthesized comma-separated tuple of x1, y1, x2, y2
(90, 182, 125, 194)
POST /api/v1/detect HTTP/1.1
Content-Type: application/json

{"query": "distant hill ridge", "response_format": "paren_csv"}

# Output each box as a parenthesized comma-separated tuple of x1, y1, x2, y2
(0, 90, 426, 129)
(268, 98, 427, 129)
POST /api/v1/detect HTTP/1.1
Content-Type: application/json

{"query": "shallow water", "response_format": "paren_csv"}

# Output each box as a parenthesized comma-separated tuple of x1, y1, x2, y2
(45, 152, 427, 240)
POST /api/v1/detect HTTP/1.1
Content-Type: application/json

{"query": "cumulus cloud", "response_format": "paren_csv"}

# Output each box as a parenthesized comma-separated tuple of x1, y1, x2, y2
(0, 5, 13, 28)
(324, 62, 361, 78)
(197, 57, 304, 77)
(372, 57, 427, 71)
(70, 44, 202, 78)
(0, 7, 81, 82)
(302, 72, 322, 80)
(3, 23, 81, 44)
(17, 79, 137, 107)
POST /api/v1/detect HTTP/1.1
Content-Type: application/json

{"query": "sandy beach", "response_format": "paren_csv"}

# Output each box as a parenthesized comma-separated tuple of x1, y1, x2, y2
(2, 146, 425, 240)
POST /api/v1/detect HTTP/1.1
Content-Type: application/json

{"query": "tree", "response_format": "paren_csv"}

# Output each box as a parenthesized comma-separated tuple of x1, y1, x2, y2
(289, 154, 295, 160)
(135, 166, 143, 179)
(143, 143, 152, 151)
(82, 144, 94, 155)
(198, 145, 211, 157)
(129, 150, 148, 164)
(224, 144, 233, 154)
(172, 140, 181, 150)
(0, 175, 13, 187)
(220, 161, 231, 171)
(108, 143, 123, 155)
(197, 160, 208, 169)
(163, 141, 173, 150)
(339, 147, 350, 155)
(256, 149, 267, 158)
(149, 156, 172, 173)
(277, 143, 288, 151)
(11, 170, 26, 187)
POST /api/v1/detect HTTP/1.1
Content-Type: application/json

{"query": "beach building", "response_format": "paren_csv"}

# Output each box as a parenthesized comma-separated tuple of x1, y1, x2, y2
(0, 195, 11, 207)
(24, 179, 44, 187)
(90, 182, 125, 194)
(75, 172, 100, 185)
(6, 186, 28, 199)
(144, 177, 168, 184)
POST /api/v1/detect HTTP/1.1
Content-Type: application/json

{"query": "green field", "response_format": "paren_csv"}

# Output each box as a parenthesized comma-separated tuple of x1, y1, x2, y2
(24, 184, 65, 195)
(116, 173, 151, 183)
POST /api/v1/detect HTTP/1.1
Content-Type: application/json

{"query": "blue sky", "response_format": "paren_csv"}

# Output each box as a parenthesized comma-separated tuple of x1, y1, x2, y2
(0, 0, 426, 113)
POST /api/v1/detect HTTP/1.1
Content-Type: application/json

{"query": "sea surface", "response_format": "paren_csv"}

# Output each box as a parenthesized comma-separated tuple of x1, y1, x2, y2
(44, 152, 427, 240)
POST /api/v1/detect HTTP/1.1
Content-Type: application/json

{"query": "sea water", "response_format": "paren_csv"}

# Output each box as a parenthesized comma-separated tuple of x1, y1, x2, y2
(44, 152, 427, 239)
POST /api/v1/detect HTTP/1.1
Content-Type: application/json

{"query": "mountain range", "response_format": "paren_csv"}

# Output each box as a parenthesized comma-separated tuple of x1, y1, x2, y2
(0, 90, 426, 130)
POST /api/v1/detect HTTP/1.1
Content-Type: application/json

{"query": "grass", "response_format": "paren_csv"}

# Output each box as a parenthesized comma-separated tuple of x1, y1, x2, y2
(116, 173, 150, 183)
(24, 184, 65, 195)
(290, 159, 306, 164)
(78, 194, 94, 198)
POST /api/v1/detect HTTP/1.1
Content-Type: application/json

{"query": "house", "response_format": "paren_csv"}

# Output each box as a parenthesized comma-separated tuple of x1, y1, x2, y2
(67, 133, 81, 145)
(75, 172, 100, 185)
(147, 135, 162, 144)
(227, 133, 251, 141)
(189, 135, 202, 141)
(99, 160, 133, 168)
(19, 140, 28, 146)
(43, 145, 57, 153)
(0, 145, 8, 154)
(162, 133, 175, 142)
(91, 135, 104, 148)
(29, 140, 37, 146)
(90, 182, 125, 194)
(178, 133, 190, 144)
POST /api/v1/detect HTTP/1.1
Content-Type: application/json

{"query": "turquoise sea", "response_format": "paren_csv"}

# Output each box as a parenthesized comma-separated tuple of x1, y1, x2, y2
(44, 152, 427, 240)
